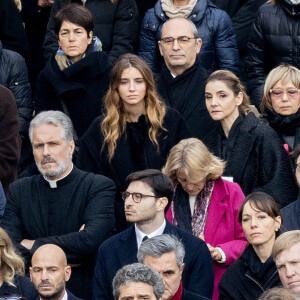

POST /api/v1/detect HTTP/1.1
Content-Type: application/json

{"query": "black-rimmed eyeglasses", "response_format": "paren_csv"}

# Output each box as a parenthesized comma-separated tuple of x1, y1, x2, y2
(121, 192, 157, 203)
(160, 36, 196, 46)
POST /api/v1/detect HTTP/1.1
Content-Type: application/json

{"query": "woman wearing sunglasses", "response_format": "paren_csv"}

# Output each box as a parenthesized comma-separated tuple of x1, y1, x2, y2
(261, 64, 300, 153)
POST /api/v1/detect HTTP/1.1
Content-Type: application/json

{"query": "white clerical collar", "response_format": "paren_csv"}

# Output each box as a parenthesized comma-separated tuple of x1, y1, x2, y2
(170, 72, 176, 78)
(44, 164, 74, 188)
(135, 219, 166, 249)
(40, 290, 67, 300)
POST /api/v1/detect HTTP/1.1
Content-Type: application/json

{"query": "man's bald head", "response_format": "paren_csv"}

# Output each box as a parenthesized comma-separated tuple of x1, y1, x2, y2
(30, 244, 71, 300)
(32, 244, 68, 267)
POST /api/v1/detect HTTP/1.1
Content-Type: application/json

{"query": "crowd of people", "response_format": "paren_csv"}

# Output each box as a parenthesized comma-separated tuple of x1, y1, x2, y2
(0, 0, 300, 299)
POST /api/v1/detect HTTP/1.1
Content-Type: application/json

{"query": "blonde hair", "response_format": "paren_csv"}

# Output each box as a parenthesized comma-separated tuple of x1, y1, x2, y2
(272, 230, 300, 260)
(258, 287, 296, 300)
(101, 54, 167, 161)
(261, 64, 300, 113)
(0, 227, 25, 286)
(13, 0, 22, 11)
(206, 70, 251, 115)
(162, 138, 225, 185)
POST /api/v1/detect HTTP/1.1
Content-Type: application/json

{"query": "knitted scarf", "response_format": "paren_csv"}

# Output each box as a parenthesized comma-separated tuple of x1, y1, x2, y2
(161, 0, 198, 18)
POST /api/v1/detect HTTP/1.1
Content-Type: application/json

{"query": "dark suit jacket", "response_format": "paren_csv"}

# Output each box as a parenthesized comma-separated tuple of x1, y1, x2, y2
(93, 221, 214, 300)
(182, 289, 210, 300)
(67, 290, 83, 300)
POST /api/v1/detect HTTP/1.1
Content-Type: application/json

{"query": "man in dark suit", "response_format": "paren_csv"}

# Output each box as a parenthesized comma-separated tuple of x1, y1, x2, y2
(138, 234, 210, 300)
(2, 111, 115, 299)
(93, 169, 214, 300)
(30, 244, 81, 300)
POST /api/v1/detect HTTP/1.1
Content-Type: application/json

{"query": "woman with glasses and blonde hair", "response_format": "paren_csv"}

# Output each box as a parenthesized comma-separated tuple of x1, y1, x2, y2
(261, 64, 300, 153)
(0, 227, 37, 299)
(162, 137, 247, 300)
(204, 69, 297, 208)
(76, 53, 189, 232)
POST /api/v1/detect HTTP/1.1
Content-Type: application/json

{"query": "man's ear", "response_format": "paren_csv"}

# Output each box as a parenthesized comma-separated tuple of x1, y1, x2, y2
(156, 197, 168, 212)
(65, 265, 71, 282)
(158, 41, 164, 57)
(195, 38, 202, 54)
(29, 266, 33, 280)
(69, 140, 75, 157)
(179, 263, 185, 276)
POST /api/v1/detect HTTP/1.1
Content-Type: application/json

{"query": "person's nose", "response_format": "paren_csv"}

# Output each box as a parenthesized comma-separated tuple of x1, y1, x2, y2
(186, 183, 194, 190)
(129, 80, 136, 92)
(41, 270, 49, 281)
(282, 91, 288, 101)
(211, 97, 219, 106)
(286, 265, 296, 278)
(69, 31, 75, 41)
(250, 217, 258, 228)
(43, 145, 51, 156)
(172, 38, 181, 50)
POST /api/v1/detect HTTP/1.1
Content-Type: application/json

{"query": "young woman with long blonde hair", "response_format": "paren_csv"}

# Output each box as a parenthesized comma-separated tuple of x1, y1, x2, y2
(77, 53, 189, 231)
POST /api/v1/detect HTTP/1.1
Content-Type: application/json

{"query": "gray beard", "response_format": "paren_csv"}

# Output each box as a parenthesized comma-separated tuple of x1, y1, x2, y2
(36, 156, 71, 180)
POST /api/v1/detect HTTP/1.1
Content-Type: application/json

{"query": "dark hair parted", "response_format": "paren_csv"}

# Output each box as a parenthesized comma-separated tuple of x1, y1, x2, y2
(238, 192, 282, 236)
(101, 54, 167, 161)
(126, 169, 174, 212)
(206, 70, 251, 115)
(53, 4, 94, 36)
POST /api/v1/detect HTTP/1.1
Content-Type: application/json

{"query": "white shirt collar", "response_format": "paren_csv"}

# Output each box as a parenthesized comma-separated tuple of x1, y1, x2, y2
(44, 164, 74, 188)
(135, 219, 166, 249)
(40, 290, 67, 300)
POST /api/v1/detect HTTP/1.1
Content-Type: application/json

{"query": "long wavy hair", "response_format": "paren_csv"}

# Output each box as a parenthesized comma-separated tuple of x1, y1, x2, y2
(101, 54, 167, 161)
(0, 227, 25, 286)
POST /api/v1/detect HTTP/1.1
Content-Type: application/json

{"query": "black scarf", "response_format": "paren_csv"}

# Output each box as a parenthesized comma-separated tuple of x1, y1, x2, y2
(243, 245, 278, 287)
(264, 108, 300, 145)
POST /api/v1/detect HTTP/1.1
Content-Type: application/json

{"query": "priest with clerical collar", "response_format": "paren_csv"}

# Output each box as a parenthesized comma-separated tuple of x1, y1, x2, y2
(2, 110, 116, 300)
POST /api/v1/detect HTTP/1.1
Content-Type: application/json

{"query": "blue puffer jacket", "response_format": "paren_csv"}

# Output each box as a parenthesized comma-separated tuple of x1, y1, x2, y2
(138, 0, 239, 74)
(0, 41, 32, 140)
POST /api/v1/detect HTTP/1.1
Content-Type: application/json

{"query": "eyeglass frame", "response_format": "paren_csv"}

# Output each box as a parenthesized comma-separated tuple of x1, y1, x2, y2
(269, 88, 300, 99)
(121, 191, 158, 203)
(296, 163, 300, 173)
(159, 36, 197, 46)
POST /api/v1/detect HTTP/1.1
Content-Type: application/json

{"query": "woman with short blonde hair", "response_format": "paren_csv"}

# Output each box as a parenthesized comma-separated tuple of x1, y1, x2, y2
(260, 64, 300, 153)
(163, 138, 247, 300)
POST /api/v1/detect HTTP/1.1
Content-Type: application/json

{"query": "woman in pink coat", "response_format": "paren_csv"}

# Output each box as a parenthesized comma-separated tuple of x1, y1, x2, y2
(163, 138, 247, 299)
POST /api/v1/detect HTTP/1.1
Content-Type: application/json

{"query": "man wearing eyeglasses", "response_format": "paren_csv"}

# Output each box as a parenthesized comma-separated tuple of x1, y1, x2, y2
(281, 145, 300, 231)
(156, 17, 218, 140)
(93, 169, 214, 300)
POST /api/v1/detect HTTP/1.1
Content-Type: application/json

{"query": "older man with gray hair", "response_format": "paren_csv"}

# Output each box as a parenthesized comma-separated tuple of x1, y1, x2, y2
(113, 263, 165, 300)
(137, 234, 209, 300)
(2, 110, 116, 299)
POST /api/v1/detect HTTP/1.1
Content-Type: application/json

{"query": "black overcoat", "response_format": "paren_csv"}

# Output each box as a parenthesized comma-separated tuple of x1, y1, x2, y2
(34, 52, 111, 138)
(76, 109, 190, 231)
(204, 112, 298, 208)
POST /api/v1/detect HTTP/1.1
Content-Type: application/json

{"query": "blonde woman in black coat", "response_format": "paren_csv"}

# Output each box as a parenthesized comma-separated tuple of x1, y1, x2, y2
(204, 70, 297, 208)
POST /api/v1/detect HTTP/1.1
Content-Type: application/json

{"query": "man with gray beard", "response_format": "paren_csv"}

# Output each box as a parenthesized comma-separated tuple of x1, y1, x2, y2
(2, 110, 116, 300)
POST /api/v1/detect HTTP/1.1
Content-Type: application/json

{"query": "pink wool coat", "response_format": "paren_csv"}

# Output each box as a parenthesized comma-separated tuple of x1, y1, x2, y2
(166, 177, 247, 300)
